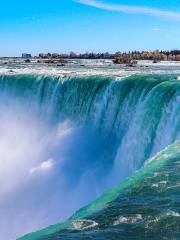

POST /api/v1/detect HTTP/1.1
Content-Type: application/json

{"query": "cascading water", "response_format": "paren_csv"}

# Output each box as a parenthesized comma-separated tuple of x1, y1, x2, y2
(0, 74, 179, 239)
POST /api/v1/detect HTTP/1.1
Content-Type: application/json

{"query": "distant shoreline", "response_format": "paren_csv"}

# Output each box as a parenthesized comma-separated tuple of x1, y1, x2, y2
(0, 51, 180, 67)
(1, 49, 180, 61)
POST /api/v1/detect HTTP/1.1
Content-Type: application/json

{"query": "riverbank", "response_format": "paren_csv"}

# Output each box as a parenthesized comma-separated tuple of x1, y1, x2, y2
(1, 58, 180, 67)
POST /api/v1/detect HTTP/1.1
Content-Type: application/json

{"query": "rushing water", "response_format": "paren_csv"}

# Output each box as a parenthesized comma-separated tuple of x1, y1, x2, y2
(0, 65, 179, 239)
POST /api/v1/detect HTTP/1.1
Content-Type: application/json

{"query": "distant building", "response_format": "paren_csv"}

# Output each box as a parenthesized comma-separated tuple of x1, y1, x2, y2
(22, 53, 32, 59)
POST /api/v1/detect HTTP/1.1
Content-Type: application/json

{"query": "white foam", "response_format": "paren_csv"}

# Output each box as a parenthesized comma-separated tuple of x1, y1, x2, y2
(113, 214, 143, 225)
(70, 219, 98, 231)
(0, 60, 180, 78)
(166, 210, 180, 217)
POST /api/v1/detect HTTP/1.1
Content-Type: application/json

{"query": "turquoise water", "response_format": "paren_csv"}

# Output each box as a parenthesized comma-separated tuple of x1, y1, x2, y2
(20, 141, 180, 240)
(0, 74, 179, 239)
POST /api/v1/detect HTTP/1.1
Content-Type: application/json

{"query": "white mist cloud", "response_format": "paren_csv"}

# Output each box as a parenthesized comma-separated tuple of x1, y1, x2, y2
(0, 98, 112, 240)
(29, 159, 54, 174)
(76, 0, 180, 21)
(152, 28, 160, 31)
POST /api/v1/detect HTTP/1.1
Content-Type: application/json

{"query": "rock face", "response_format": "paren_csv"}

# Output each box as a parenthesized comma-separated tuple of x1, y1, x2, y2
(44, 59, 68, 64)
(175, 55, 180, 61)
(37, 53, 69, 65)
(24, 59, 31, 63)
(113, 56, 137, 66)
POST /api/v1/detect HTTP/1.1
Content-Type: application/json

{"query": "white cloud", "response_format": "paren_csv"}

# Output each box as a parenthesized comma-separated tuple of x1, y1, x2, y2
(152, 28, 160, 31)
(76, 0, 180, 21)
(29, 159, 54, 174)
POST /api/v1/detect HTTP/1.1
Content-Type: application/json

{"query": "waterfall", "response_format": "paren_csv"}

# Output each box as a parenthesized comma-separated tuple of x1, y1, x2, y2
(0, 74, 179, 239)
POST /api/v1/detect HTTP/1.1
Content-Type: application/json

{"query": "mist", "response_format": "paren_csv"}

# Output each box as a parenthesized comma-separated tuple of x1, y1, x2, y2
(0, 92, 116, 239)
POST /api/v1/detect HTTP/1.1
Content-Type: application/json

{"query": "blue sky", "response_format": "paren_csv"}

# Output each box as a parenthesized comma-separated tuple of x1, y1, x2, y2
(0, 0, 180, 56)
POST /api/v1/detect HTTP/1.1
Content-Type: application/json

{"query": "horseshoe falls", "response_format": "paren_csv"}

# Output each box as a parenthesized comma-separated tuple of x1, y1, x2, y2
(0, 64, 179, 240)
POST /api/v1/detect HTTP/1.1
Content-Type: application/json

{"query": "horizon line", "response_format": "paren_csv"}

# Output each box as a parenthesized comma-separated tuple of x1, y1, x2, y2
(1, 48, 180, 58)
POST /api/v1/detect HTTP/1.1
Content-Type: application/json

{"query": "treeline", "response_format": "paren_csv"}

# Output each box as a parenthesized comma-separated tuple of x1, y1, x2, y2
(38, 50, 180, 61)
(38, 52, 114, 59)
(114, 50, 180, 62)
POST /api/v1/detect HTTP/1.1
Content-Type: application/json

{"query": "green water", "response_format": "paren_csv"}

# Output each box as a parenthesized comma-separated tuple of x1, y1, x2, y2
(19, 141, 180, 240)
(0, 74, 180, 240)
(7, 74, 178, 240)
